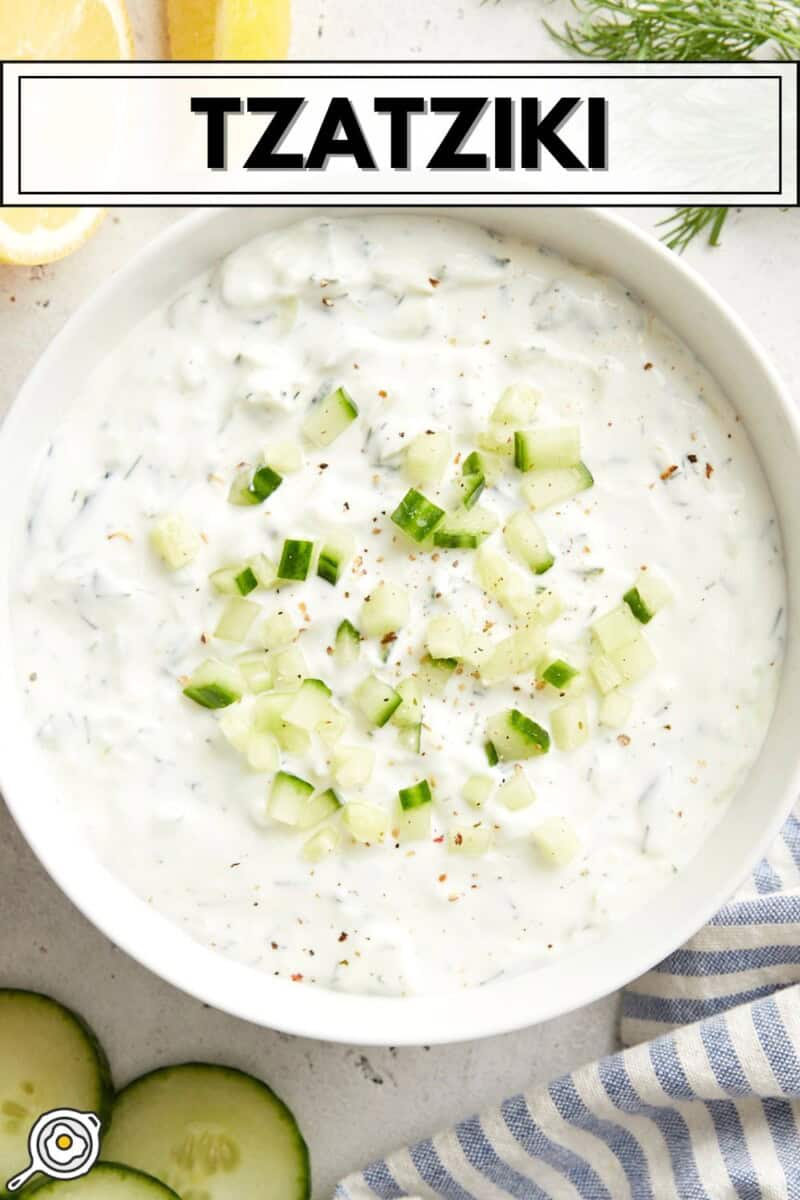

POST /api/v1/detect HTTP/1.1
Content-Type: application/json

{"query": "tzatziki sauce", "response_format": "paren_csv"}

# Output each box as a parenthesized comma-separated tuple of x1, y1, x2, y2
(11, 215, 785, 996)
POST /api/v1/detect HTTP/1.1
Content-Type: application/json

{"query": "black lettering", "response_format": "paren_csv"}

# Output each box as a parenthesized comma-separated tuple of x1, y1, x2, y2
(494, 97, 513, 171)
(587, 97, 608, 169)
(244, 98, 306, 169)
(306, 98, 377, 170)
(374, 98, 426, 170)
(427, 98, 489, 170)
(521, 98, 585, 170)
(190, 97, 242, 170)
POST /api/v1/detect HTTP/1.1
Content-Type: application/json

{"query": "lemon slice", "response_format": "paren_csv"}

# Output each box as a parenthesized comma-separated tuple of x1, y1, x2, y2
(168, 0, 291, 60)
(0, 0, 132, 265)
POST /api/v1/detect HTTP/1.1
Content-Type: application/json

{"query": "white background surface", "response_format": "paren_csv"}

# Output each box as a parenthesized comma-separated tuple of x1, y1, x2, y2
(1, 3, 799, 1196)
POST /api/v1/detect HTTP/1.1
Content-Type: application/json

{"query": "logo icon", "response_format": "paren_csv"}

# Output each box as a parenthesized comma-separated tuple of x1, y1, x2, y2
(5, 1108, 102, 1192)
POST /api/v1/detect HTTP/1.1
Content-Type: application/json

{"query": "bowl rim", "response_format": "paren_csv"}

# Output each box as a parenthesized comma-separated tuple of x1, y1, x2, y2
(2, 204, 799, 1046)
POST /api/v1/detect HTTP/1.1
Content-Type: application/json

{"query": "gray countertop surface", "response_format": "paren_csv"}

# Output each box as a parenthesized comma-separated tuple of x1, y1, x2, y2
(1, 4, 799, 1195)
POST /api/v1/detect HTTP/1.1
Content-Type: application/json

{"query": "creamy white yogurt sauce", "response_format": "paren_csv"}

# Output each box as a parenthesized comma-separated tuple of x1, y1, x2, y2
(11, 215, 785, 996)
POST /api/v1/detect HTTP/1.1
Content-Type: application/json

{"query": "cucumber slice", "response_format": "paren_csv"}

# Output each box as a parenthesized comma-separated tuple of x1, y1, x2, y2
(497, 768, 536, 811)
(302, 386, 358, 448)
(296, 788, 341, 831)
(214, 598, 259, 643)
(551, 698, 590, 751)
(514, 426, 580, 472)
(433, 507, 497, 549)
(332, 744, 375, 789)
(353, 675, 402, 727)
(235, 651, 274, 695)
(283, 679, 333, 732)
(271, 647, 308, 692)
(317, 532, 355, 587)
(390, 489, 445, 543)
(521, 463, 594, 511)
(417, 655, 457, 696)
(425, 615, 465, 661)
(334, 619, 361, 667)
(453, 472, 485, 510)
(481, 626, 548, 686)
(343, 803, 387, 844)
(599, 690, 632, 729)
(265, 441, 304, 474)
(532, 817, 581, 868)
(486, 709, 550, 760)
(245, 730, 280, 772)
(484, 740, 499, 766)
(150, 514, 200, 570)
(404, 431, 452, 486)
(392, 677, 423, 728)
(302, 825, 340, 863)
(209, 566, 243, 596)
(609, 633, 657, 684)
(623, 571, 673, 624)
(592, 605, 640, 654)
(462, 774, 493, 808)
(101, 1064, 310, 1200)
(260, 611, 297, 651)
(491, 383, 540, 426)
(30, 1165, 179, 1198)
(219, 702, 253, 752)
(395, 801, 431, 843)
(503, 511, 554, 575)
(269, 772, 315, 826)
(0, 990, 113, 1196)
(462, 450, 484, 476)
(589, 653, 623, 696)
(277, 540, 314, 582)
(183, 660, 244, 709)
(360, 583, 409, 639)
(541, 659, 578, 690)
(448, 825, 492, 856)
(398, 779, 432, 810)
(228, 464, 283, 507)
(234, 566, 258, 596)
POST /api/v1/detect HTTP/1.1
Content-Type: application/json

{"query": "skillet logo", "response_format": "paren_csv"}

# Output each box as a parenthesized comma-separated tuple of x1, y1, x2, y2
(5, 1108, 102, 1192)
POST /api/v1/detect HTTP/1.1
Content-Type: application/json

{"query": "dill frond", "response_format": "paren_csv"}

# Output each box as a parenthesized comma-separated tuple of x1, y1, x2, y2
(657, 207, 731, 252)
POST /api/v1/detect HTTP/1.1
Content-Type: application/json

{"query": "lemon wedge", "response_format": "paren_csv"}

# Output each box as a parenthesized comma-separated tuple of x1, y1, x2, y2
(168, 0, 291, 60)
(0, 0, 132, 265)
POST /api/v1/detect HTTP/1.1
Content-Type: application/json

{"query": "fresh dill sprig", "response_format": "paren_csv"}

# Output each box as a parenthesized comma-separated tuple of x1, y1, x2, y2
(657, 207, 730, 253)
(545, 0, 800, 62)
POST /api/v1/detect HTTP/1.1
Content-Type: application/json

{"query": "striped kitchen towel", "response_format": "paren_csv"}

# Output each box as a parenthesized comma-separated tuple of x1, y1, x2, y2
(337, 809, 800, 1199)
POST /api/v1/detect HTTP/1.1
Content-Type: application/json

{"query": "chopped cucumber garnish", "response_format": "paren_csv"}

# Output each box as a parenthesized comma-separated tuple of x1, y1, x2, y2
(246, 553, 276, 588)
(418, 654, 458, 696)
(270, 771, 315, 826)
(551, 698, 590, 751)
(283, 678, 333, 731)
(589, 653, 623, 695)
(454, 471, 485, 510)
(449, 824, 491, 855)
(235, 565, 259, 595)
(398, 779, 432, 810)
(503, 511, 554, 574)
(498, 768, 536, 811)
(463, 774, 493, 808)
(317, 531, 355, 586)
(481, 626, 548, 685)
(265, 440, 304, 474)
(592, 605, 640, 654)
(532, 817, 581, 868)
(260, 610, 297, 650)
(150, 513, 201, 570)
(235, 651, 274, 694)
(486, 708, 550, 760)
(521, 463, 594, 511)
(433, 506, 497, 548)
(391, 488, 445, 542)
(228, 464, 283, 506)
(317, 704, 348, 747)
(278, 539, 314, 582)
(302, 824, 340, 862)
(395, 801, 431, 843)
(354, 674, 402, 726)
(332, 744, 375, 789)
(303, 386, 358, 447)
(215, 597, 259, 643)
(514, 426, 580, 472)
(271, 646, 308, 691)
(209, 566, 241, 596)
(296, 787, 341, 831)
(405, 431, 452, 486)
(343, 802, 387, 844)
(484, 739, 499, 766)
(599, 690, 632, 728)
(425, 614, 465, 661)
(624, 571, 673, 624)
(183, 660, 244, 708)
(393, 676, 423, 728)
(542, 659, 578, 690)
(246, 730, 280, 772)
(462, 450, 484, 476)
(219, 702, 253, 751)
(609, 633, 657, 683)
(491, 383, 540, 426)
(361, 581, 409, 638)
(334, 618, 361, 666)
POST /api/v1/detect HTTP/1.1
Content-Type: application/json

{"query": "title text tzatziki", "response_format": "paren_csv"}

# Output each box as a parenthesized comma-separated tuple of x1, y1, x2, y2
(12, 215, 785, 996)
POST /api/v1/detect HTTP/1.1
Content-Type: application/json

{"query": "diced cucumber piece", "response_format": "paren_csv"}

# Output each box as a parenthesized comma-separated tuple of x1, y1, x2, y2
(265, 440, 304, 474)
(491, 383, 540, 426)
(317, 531, 356, 586)
(317, 705, 348, 747)
(235, 565, 259, 596)
(343, 802, 387, 844)
(592, 605, 640, 654)
(393, 676, 424, 728)
(532, 817, 581, 868)
(485, 740, 499, 766)
(449, 824, 492, 855)
(361, 582, 409, 638)
(465, 447, 506, 484)
(247, 553, 277, 588)
(271, 646, 308, 691)
(514, 426, 580, 472)
(397, 723, 422, 753)
(150, 513, 201, 570)
(215, 597, 260, 643)
(503, 511, 554, 574)
(395, 801, 431, 843)
(425, 614, 465, 661)
(283, 678, 333, 731)
(302, 386, 358, 447)
(253, 692, 310, 752)
(476, 427, 513, 457)
(481, 625, 548, 685)
(551, 698, 590, 751)
(453, 471, 485, 510)
(246, 730, 281, 772)
(498, 768, 536, 811)
(542, 659, 578, 690)
(31, 1164, 181, 1197)
(219, 701, 253, 751)
(609, 633, 657, 684)
(296, 787, 341, 831)
(418, 654, 458, 696)
(0, 990, 113, 1194)
(353, 675, 402, 726)
(405, 431, 452, 486)
(486, 708, 550, 760)
(235, 651, 274, 694)
(624, 571, 673, 624)
(391, 488, 445, 543)
(599, 690, 633, 728)
(526, 587, 564, 626)
(475, 545, 514, 596)
(521, 463, 594, 511)
(334, 618, 361, 666)
(302, 824, 340, 862)
(398, 779, 432, 810)
(433, 506, 498, 548)
(277, 539, 314, 582)
(590, 653, 623, 695)
(269, 771, 315, 825)
(210, 565, 242, 596)
(259, 610, 297, 651)
(101, 1063, 310, 1200)
(332, 744, 375, 789)
(183, 660, 244, 708)
(228, 464, 283, 506)
(463, 774, 494, 808)
(462, 450, 484, 476)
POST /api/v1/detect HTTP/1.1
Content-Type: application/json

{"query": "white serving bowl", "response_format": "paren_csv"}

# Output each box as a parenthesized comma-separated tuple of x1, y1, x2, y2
(1, 207, 798, 1046)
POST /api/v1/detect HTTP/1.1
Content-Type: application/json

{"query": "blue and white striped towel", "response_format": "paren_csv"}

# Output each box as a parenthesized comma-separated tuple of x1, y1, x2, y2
(337, 809, 800, 1199)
